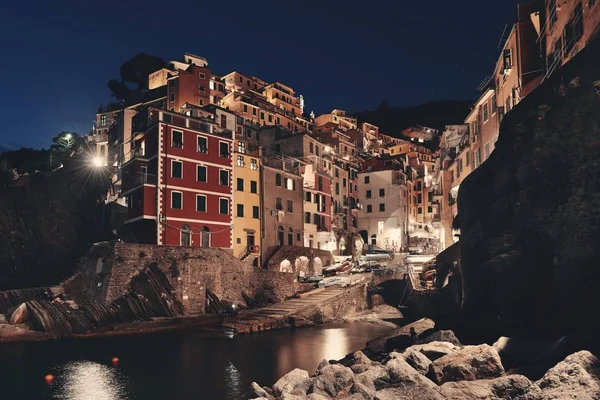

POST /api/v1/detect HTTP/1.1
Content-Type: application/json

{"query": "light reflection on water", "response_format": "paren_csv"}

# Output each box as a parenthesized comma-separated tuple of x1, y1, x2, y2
(224, 361, 243, 400)
(53, 361, 128, 400)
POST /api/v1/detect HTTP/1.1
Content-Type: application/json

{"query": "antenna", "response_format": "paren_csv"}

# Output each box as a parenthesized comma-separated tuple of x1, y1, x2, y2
(497, 23, 508, 48)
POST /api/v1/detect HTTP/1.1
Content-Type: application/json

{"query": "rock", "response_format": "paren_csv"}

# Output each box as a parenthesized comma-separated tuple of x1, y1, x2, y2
(279, 394, 306, 400)
(421, 330, 462, 346)
(384, 354, 439, 390)
(403, 349, 432, 375)
(250, 382, 273, 399)
(428, 344, 504, 384)
(313, 359, 330, 376)
(350, 364, 372, 374)
(367, 318, 435, 353)
(311, 363, 355, 398)
(354, 364, 391, 393)
(439, 375, 532, 399)
(340, 394, 367, 400)
(273, 368, 310, 396)
(519, 350, 600, 400)
(352, 351, 375, 366)
(307, 394, 331, 400)
(405, 341, 459, 361)
(374, 386, 444, 400)
(0, 314, 7, 323)
(9, 303, 28, 325)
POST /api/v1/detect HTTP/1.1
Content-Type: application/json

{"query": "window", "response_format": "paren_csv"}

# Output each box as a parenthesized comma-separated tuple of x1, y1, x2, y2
(170, 93, 175, 102)
(277, 226, 284, 246)
(428, 191, 433, 202)
(416, 181, 422, 191)
(306, 192, 312, 202)
(482, 103, 489, 122)
(335, 169, 339, 178)
(451, 171, 455, 183)
(198, 99, 204, 106)
(172, 130, 183, 148)
(418, 207, 423, 214)
(237, 178, 244, 191)
(428, 206, 433, 213)
(379, 188, 385, 197)
(367, 205, 372, 213)
(219, 198, 229, 214)
(285, 178, 296, 191)
(288, 229, 293, 246)
(268, 115, 273, 123)
(296, 233, 301, 242)
(379, 203, 385, 212)
(250, 159, 258, 170)
(309, 142, 314, 153)
(343, 178, 347, 188)
(169, 80, 176, 88)
(260, 112, 265, 120)
(252, 108, 257, 116)
(275, 173, 282, 186)
(100, 115, 107, 126)
(219, 169, 229, 186)
(418, 194, 422, 203)
(237, 204, 244, 217)
(503, 49, 513, 71)
(250, 181, 257, 194)
(197, 136, 208, 153)
(491, 94, 497, 114)
(366, 190, 372, 198)
(238, 141, 246, 154)
(239, 76, 243, 83)
(196, 165, 207, 182)
(287, 200, 293, 213)
(335, 183, 339, 195)
(243, 104, 248, 113)
(305, 212, 311, 223)
(276, 197, 283, 210)
(219, 142, 229, 158)
(172, 160, 183, 178)
(485, 142, 491, 159)
(364, 176, 370, 184)
(466, 151, 470, 166)
(253, 206, 259, 219)
(237, 155, 245, 167)
(199, 72, 205, 79)
(171, 191, 182, 209)
(199, 84, 205, 93)
(196, 195, 206, 212)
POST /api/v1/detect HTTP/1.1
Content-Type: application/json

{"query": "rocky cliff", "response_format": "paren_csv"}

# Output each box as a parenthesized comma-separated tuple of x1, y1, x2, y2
(458, 37, 600, 342)
(0, 158, 110, 290)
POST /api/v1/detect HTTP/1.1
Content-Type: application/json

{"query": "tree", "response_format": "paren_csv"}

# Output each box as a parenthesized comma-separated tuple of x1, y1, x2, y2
(51, 132, 81, 151)
(108, 53, 167, 101)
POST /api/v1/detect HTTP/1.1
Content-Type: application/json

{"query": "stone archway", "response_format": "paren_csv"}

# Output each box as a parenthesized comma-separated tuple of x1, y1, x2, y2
(313, 257, 323, 276)
(295, 256, 309, 277)
(280, 259, 292, 273)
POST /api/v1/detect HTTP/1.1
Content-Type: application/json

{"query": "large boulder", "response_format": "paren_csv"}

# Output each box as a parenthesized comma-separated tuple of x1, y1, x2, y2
(458, 32, 600, 341)
(272, 368, 311, 397)
(404, 341, 460, 361)
(439, 375, 532, 399)
(311, 363, 355, 398)
(384, 353, 439, 391)
(367, 318, 435, 353)
(518, 350, 600, 400)
(428, 344, 504, 384)
(402, 349, 432, 375)
(250, 382, 273, 399)
(421, 330, 462, 346)
(9, 303, 28, 325)
(352, 364, 392, 398)
(0, 313, 7, 324)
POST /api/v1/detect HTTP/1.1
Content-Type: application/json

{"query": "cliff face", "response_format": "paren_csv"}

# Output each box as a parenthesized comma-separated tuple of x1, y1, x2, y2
(0, 159, 109, 290)
(458, 38, 600, 339)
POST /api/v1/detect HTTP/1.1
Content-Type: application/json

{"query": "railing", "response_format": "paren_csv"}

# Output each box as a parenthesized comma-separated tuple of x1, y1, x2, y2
(123, 173, 158, 189)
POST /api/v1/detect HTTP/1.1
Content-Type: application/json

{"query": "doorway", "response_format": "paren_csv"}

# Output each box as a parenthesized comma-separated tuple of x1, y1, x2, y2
(247, 234, 255, 252)
(201, 226, 210, 247)
(181, 224, 191, 247)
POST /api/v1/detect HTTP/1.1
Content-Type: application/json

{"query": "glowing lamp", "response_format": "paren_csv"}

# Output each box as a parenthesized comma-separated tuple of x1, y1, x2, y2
(45, 374, 54, 384)
(92, 157, 103, 167)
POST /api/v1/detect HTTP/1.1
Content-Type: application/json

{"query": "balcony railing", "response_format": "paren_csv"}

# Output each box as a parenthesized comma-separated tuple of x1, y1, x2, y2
(123, 173, 158, 189)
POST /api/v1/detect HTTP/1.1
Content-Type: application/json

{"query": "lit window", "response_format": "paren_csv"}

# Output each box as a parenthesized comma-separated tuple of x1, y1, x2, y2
(172, 130, 183, 148)
(237, 155, 245, 167)
(238, 142, 246, 154)
(250, 159, 258, 170)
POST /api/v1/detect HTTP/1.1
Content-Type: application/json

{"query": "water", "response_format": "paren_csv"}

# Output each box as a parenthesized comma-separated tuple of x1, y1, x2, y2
(0, 322, 392, 399)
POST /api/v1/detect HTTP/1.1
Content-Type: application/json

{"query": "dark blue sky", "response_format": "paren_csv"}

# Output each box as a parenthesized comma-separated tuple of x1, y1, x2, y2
(0, 0, 522, 150)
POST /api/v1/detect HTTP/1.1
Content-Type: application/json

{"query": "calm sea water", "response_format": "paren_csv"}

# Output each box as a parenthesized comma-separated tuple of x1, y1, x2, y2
(0, 322, 392, 399)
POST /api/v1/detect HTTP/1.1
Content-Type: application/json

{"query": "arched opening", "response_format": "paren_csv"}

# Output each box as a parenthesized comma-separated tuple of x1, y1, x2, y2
(280, 259, 292, 273)
(277, 226, 284, 247)
(181, 224, 191, 247)
(288, 228, 293, 246)
(371, 234, 377, 246)
(201, 226, 210, 247)
(313, 257, 323, 276)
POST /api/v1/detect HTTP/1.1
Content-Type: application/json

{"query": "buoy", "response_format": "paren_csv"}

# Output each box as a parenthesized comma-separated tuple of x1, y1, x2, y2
(112, 357, 120, 365)
(44, 374, 54, 384)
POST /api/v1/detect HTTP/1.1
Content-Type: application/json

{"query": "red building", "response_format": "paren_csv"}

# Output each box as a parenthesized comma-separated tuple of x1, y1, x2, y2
(120, 107, 233, 248)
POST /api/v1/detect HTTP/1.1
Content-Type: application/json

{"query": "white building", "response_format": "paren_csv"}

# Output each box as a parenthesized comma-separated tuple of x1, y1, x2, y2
(357, 168, 409, 251)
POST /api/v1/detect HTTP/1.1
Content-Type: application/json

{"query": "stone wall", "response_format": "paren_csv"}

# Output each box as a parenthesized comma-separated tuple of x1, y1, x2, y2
(458, 37, 600, 340)
(266, 245, 335, 276)
(295, 283, 369, 323)
(66, 242, 301, 315)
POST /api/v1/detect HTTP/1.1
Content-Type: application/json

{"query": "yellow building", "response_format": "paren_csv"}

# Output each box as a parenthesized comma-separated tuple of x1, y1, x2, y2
(232, 120, 262, 266)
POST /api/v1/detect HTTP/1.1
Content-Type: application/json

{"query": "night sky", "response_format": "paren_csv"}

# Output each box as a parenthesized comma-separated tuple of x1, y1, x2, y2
(0, 0, 522, 150)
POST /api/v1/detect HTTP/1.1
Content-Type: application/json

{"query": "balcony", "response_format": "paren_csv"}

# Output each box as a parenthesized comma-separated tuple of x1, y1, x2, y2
(122, 172, 158, 191)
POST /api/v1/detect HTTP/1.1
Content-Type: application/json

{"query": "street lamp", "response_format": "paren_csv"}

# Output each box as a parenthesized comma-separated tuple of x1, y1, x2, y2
(92, 156, 103, 168)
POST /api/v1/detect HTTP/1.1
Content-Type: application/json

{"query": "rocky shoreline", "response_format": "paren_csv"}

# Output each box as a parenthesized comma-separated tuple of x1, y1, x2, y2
(250, 320, 600, 400)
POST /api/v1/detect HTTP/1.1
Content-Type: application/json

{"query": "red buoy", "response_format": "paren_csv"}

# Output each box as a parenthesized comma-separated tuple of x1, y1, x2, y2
(44, 374, 54, 384)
